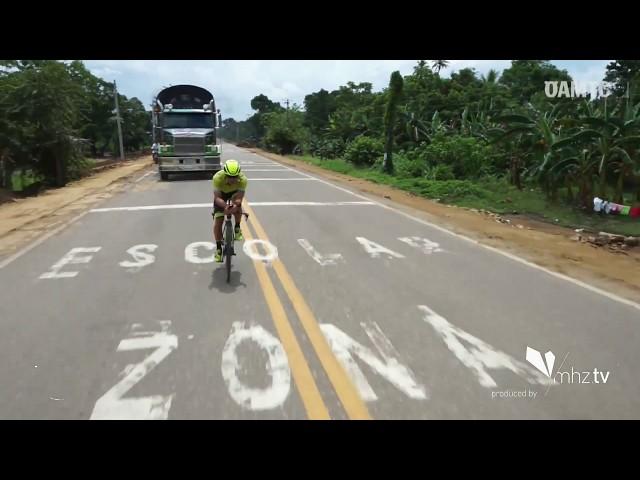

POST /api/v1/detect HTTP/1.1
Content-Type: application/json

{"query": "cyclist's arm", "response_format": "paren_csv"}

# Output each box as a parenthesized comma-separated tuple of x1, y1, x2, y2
(213, 190, 228, 210)
(231, 176, 247, 208)
(231, 190, 244, 207)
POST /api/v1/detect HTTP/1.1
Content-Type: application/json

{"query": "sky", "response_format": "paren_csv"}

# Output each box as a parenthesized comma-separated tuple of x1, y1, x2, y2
(84, 60, 612, 120)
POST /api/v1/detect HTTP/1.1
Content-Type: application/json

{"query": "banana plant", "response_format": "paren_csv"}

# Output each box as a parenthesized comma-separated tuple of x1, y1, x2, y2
(572, 96, 640, 200)
(430, 111, 448, 137)
(459, 104, 496, 142)
(400, 109, 449, 145)
(399, 109, 427, 143)
(547, 148, 599, 206)
(327, 110, 356, 142)
(491, 103, 570, 195)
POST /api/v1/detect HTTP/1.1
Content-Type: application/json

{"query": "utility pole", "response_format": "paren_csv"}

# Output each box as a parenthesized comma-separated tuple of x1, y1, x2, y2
(284, 98, 290, 125)
(114, 80, 125, 161)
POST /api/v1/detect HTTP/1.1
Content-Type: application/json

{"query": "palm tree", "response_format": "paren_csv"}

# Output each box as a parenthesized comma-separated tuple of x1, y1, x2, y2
(431, 60, 449, 74)
(481, 69, 499, 84)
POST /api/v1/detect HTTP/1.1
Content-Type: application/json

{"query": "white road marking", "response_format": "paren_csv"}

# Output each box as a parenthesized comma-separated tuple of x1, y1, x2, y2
(39, 247, 102, 279)
(240, 169, 291, 172)
(119, 244, 157, 270)
(418, 305, 553, 388)
(89, 201, 375, 212)
(185, 242, 216, 264)
(90, 322, 178, 420)
(134, 171, 155, 183)
(221, 321, 291, 411)
(356, 237, 405, 259)
(241, 164, 280, 167)
(243, 239, 278, 264)
(297, 239, 344, 266)
(251, 201, 374, 206)
(94, 203, 210, 212)
(257, 153, 640, 312)
(249, 202, 373, 207)
(320, 322, 428, 402)
(246, 178, 315, 181)
(398, 236, 444, 254)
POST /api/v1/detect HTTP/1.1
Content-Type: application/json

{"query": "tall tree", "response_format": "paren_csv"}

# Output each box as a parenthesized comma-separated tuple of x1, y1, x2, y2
(247, 94, 282, 139)
(303, 89, 337, 133)
(250, 94, 282, 114)
(604, 60, 640, 100)
(499, 60, 572, 106)
(383, 71, 404, 174)
(0, 60, 82, 186)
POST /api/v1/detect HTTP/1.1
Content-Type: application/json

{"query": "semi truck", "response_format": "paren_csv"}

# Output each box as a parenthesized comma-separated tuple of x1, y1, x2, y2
(152, 85, 222, 180)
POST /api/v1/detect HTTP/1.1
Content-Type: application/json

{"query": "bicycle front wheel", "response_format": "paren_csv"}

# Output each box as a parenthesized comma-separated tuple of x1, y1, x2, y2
(224, 220, 233, 283)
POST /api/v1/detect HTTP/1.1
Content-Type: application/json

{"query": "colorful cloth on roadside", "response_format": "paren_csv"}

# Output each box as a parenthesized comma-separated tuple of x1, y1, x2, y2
(594, 197, 640, 218)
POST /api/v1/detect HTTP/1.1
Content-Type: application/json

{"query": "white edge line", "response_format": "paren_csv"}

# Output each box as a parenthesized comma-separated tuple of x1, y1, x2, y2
(250, 201, 374, 206)
(0, 210, 90, 269)
(253, 151, 640, 312)
(248, 178, 315, 181)
(91, 204, 209, 211)
(89, 201, 376, 212)
(134, 171, 154, 183)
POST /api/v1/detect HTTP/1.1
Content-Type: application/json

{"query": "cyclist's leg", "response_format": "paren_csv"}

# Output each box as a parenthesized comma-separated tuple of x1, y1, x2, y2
(212, 215, 224, 262)
(213, 192, 232, 261)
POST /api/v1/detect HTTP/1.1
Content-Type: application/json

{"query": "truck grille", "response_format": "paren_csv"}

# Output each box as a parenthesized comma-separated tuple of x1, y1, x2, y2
(174, 137, 204, 155)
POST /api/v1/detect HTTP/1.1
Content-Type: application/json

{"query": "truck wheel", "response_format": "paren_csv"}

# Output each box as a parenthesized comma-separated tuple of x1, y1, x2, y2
(160, 172, 169, 181)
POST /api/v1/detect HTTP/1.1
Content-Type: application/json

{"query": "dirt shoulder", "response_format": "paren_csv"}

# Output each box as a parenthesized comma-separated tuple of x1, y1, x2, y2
(250, 148, 640, 304)
(0, 156, 154, 259)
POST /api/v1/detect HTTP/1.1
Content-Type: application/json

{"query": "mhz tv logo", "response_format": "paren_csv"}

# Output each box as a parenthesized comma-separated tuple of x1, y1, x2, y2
(525, 347, 611, 385)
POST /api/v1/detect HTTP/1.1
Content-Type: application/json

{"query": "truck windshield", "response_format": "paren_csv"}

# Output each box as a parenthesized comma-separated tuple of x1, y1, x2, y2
(163, 113, 214, 129)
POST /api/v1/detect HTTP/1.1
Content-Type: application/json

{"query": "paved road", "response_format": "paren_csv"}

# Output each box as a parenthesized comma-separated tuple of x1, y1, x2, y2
(1, 143, 638, 419)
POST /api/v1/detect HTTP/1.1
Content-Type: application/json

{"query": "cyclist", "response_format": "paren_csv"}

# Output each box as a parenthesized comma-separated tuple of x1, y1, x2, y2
(151, 142, 158, 163)
(212, 159, 248, 262)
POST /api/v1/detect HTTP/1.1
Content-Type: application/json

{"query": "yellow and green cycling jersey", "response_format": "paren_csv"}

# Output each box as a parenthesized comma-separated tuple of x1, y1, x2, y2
(212, 170, 248, 193)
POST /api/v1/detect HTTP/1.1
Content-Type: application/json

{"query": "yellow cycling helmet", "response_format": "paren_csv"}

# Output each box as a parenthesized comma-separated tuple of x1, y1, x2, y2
(223, 159, 241, 176)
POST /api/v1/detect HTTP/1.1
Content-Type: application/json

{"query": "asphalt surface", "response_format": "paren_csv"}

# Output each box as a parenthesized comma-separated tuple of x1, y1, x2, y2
(0, 142, 639, 419)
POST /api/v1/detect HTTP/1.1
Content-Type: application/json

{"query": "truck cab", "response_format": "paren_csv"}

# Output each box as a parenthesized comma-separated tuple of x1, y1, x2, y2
(152, 85, 222, 180)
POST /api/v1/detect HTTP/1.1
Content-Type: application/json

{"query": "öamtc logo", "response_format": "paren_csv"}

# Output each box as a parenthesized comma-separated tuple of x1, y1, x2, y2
(526, 347, 611, 385)
(544, 81, 611, 99)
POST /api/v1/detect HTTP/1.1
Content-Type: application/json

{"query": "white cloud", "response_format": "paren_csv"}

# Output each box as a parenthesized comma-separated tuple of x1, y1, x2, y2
(90, 66, 122, 78)
(83, 60, 610, 120)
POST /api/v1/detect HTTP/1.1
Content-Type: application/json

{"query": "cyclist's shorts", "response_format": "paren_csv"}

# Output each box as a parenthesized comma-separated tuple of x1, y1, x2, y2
(212, 190, 242, 219)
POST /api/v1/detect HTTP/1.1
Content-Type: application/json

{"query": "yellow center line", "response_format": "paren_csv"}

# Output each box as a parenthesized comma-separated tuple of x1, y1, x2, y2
(243, 203, 372, 420)
(242, 216, 331, 420)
